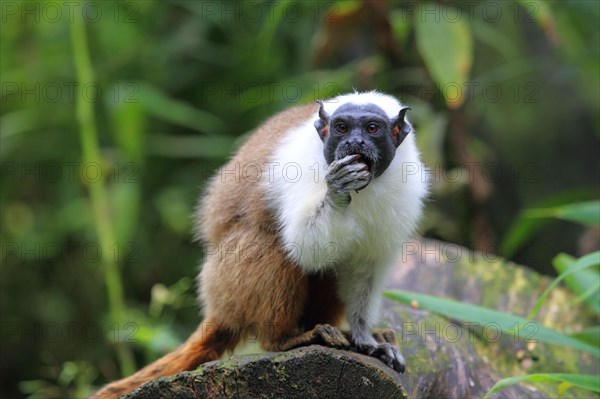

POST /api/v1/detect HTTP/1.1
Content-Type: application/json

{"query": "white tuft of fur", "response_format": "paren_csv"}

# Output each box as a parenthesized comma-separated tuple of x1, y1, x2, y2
(322, 91, 407, 119)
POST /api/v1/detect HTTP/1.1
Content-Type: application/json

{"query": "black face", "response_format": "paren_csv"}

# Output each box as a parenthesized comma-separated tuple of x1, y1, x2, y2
(314, 101, 412, 178)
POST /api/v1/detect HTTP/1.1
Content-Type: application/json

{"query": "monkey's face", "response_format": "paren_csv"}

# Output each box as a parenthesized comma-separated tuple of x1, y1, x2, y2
(314, 102, 412, 178)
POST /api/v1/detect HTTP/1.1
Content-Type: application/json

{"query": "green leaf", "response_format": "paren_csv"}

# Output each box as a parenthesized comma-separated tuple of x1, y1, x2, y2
(110, 181, 141, 246)
(390, 9, 413, 48)
(557, 381, 573, 396)
(483, 373, 600, 399)
(554, 253, 600, 315)
(526, 251, 600, 320)
(573, 282, 600, 306)
(137, 82, 226, 134)
(524, 200, 600, 226)
(384, 289, 600, 357)
(412, 105, 448, 168)
(471, 23, 518, 61)
(515, 0, 558, 44)
(108, 86, 146, 163)
(146, 133, 237, 159)
(501, 198, 600, 257)
(107, 92, 145, 245)
(415, 3, 473, 109)
(154, 187, 192, 234)
(570, 326, 600, 347)
(0, 109, 43, 140)
(500, 215, 548, 258)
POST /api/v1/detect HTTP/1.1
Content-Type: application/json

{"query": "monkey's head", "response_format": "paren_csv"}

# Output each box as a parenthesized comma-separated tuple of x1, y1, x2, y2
(314, 100, 412, 178)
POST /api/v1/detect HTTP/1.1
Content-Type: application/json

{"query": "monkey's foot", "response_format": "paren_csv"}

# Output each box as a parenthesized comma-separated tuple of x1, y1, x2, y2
(274, 324, 351, 351)
(312, 324, 352, 348)
(353, 330, 405, 373)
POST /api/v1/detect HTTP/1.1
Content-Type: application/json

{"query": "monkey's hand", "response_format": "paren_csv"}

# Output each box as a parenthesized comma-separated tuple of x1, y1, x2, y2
(325, 155, 371, 208)
(352, 330, 406, 373)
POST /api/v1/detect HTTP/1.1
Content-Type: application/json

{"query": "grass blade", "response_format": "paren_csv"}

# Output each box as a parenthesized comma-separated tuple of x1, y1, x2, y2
(554, 253, 600, 315)
(70, 13, 134, 376)
(570, 326, 600, 347)
(483, 373, 600, 399)
(524, 200, 600, 226)
(384, 289, 600, 357)
(526, 251, 600, 320)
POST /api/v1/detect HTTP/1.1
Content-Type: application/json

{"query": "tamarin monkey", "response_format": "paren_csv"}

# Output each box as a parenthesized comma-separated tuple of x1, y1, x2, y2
(92, 91, 427, 398)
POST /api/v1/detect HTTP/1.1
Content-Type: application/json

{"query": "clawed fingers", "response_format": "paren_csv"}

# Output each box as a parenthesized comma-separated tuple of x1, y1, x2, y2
(355, 340, 406, 373)
(328, 154, 362, 174)
(326, 162, 369, 184)
(326, 164, 371, 195)
(371, 343, 406, 373)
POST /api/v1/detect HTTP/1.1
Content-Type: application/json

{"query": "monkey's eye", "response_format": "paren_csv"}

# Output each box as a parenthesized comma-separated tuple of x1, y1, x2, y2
(366, 123, 380, 134)
(335, 123, 349, 134)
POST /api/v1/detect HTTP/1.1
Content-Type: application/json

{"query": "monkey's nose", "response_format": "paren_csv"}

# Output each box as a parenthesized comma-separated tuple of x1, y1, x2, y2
(347, 137, 365, 146)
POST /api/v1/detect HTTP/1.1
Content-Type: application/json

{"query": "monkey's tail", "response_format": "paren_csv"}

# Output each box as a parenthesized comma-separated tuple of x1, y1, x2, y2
(89, 318, 238, 399)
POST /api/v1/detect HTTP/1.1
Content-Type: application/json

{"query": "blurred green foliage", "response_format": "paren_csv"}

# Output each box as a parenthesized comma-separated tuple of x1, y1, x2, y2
(1, 1, 598, 397)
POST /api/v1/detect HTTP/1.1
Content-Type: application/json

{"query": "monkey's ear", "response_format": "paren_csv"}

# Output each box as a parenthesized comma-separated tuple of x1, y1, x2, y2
(314, 100, 330, 142)
(390, 107, 412, 147)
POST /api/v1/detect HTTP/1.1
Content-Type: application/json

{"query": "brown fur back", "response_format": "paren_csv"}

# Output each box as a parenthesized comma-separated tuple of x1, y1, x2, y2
(197, 101, 323, 344)
(197, 102, 319, 242)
